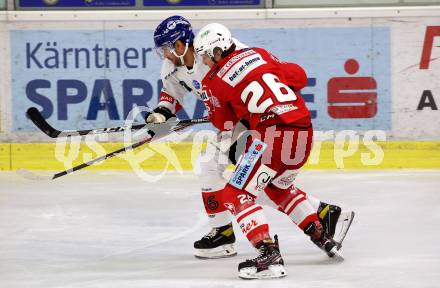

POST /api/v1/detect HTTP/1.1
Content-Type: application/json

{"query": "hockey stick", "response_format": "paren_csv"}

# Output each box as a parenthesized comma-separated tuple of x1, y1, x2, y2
(26, 107, 208, 138)
(51, 120, 198, 180)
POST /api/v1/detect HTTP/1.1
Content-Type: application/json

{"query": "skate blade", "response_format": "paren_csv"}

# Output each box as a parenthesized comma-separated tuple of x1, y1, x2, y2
(194, 244, 237, 259)
(328, 247, 344, 262)
(238, 264, 287, 280)
(334, 211, 355, 247)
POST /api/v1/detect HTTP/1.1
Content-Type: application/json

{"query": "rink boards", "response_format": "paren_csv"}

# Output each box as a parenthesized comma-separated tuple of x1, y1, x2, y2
(0, 8, 439, 170)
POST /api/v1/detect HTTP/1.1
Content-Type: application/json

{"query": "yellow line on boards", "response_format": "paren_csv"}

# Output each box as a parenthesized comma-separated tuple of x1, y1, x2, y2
(0, 141, 439, 171)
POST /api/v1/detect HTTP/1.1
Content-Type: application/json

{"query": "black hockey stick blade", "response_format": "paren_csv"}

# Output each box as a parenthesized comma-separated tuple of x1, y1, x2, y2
(26, 107, 59, 138)
(52, 137, 151, 179)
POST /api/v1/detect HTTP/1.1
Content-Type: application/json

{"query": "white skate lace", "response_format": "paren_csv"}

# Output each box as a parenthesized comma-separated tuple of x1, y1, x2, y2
(257, 246, 268, 260)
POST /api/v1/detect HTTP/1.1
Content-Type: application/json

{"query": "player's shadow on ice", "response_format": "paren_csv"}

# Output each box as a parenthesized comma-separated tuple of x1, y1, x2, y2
(284, 251, 345, 266)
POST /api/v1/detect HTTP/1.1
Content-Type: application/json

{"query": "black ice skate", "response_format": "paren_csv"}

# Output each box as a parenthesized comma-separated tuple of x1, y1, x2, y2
(238, 235, 287, 279)
(304, 221, 344, 261)
(317, 202, 355, 249)
(194, 222, 237, 259)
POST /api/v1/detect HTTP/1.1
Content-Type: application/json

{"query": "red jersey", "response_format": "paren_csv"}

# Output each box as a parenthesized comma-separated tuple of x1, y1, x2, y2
(201, 47, 311, 131)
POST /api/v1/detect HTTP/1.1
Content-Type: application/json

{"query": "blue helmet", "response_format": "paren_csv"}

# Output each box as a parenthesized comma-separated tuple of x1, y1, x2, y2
(154, 15, 195, 49)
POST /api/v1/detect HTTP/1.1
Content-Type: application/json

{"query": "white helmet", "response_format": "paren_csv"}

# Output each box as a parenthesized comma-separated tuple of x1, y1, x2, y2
(194, 23, 234, 59)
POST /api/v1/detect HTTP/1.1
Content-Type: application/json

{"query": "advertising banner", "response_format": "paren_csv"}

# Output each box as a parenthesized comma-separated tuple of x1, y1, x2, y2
(10, 27, 390, 132)
(235, 27, 391, 131)
(11, 30, 170, 132)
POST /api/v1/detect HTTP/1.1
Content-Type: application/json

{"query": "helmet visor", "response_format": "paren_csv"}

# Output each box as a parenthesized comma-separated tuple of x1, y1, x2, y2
(154, 43, 175, 59)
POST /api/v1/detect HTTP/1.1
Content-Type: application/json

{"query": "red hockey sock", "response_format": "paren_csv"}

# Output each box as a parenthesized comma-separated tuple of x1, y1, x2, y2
(222, 184, 270, 246)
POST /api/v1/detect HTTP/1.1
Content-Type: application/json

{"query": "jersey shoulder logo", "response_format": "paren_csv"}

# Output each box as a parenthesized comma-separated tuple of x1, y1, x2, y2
(163, 67, 178, 80)
(217, 49, 257, 78)
(211, 95, 221, 108)
(192, 80, 201, 90)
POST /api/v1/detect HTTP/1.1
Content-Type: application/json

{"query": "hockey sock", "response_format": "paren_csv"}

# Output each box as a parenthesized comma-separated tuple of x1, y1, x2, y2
(271, 186, 319, 230)
(307, 194, 321, 211)
(222, 184, 270, 247)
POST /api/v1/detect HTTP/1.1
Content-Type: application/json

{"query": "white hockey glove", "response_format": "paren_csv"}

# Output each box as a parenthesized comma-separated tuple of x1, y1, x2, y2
(146, 112, 166, 124)
(145, 106, 175, 124)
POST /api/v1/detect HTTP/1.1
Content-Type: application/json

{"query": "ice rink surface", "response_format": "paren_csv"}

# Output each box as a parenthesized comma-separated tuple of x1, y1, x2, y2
(1, 170, 439, 288)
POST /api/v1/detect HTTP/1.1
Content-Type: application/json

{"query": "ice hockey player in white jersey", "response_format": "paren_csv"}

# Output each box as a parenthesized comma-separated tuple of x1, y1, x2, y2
(147, 15, 355, 260)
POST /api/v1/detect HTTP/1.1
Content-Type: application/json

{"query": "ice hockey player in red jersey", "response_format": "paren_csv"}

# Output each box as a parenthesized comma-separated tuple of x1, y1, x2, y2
(194, 23, 348, 279)
(150, 16, 354, 262)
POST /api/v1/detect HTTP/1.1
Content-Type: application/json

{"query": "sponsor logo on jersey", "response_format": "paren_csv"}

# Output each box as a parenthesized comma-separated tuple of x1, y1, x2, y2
(192, 80, 201, 90)
(227, 56, 259, 82)
(160, 93, 176, 104)
(224, 202, 236, 214)
(269, 52, 282, 63)
(210, 95, 221, 108)
(163, 67, 178, 80)
(230, 139, 267, 189)
(257, 172, 271, 185)
(270, 104, 298, 115)
(279, 174, 295, 186)
(260, 113, 276, 122)
(217, 49, 256, 78)
(255, 144, 263, 151)
(244, 165, 276, 196)
(234, 164, 251, 186)
(201, 91, 209, 101)
(200, 90, 213, 114)
(272, 170, 297, 189)
(222, 54, 267, 87)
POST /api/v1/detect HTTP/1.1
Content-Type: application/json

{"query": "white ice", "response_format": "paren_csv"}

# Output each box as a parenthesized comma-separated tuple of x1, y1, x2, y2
(0, 170, 439, 288)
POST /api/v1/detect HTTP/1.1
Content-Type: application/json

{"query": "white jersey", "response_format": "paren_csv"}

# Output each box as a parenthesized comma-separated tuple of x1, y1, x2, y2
(158, 38, 246, 114)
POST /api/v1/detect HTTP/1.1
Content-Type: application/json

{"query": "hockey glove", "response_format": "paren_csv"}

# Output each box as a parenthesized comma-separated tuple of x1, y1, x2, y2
(145, 106, 175, 124)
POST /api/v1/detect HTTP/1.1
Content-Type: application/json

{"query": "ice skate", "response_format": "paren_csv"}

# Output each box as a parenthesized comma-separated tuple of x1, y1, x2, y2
(318, 202, 355, 248)
(304, 221, 344, 261)
(238, 235, 287, 279)
(194, 222, 237, 259)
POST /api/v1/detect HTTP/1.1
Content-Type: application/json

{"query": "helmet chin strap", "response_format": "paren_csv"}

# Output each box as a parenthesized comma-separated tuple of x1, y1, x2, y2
(172, 42, 189, 66)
